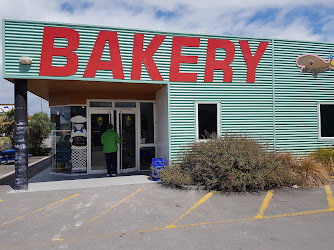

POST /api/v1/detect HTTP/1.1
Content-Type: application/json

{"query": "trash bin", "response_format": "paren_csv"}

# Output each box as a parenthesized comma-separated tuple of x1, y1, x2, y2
(151, 158, 167, 181)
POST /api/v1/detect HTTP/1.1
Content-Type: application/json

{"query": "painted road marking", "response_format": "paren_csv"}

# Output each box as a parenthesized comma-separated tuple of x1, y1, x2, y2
(0, 199, 3, 202)
(254, 190, 274, 219)
(88, 189, 143, 223)
(167, 190, 216, 227)
(5, 185, 334, 249)
(0, 194, 80, 227)
(7, 207, 334, 250)
(324, 185, 334, 210)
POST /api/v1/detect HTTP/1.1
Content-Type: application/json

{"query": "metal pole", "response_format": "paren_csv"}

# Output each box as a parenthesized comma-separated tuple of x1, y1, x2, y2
(14, 79, 28, 190)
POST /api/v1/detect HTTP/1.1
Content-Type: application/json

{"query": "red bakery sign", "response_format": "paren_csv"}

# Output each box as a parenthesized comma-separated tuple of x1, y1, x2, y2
(39, 27, 269, 83)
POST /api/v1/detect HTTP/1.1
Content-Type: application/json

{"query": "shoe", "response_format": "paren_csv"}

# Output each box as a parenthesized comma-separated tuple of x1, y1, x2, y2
(111, 174, 117, 177)
(106, 174, 111, 177)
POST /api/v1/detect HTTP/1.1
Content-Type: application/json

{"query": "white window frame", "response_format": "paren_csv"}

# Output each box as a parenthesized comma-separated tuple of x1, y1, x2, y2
(318, 102, 334, 140)
(195, 102, 220, 141)
(86, 99, 156, 173)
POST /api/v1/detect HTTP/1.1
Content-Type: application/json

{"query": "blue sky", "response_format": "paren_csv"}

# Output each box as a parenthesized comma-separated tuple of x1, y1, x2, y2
(1, 0, 334, 114)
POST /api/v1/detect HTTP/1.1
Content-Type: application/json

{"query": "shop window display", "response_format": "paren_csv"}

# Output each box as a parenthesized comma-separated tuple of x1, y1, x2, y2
(51, 106, 87, 173)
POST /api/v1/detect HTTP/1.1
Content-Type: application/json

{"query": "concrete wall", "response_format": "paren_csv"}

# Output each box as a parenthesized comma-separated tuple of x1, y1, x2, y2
(155, 85, 169, 161)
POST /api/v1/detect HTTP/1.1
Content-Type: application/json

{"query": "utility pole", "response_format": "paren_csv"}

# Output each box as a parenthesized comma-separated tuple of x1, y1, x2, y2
(14, 79, 28, 190)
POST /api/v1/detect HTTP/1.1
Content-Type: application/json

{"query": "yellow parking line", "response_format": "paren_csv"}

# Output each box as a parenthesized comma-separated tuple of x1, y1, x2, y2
(0, 199, 3, 202)
(0, 194, 80, 227)
(263, 209, 332, 219)
(254, 190, 274, 219)
(88, 189, 142, 223)
(8, 206, 334, 249)
(168, 190, 216, 227)
(324, 185, 334, 210)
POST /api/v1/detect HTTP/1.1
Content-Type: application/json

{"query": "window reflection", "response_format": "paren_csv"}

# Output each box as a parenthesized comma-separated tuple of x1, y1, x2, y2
(51, 106, 87, 174)
(140, 103, 154, 144)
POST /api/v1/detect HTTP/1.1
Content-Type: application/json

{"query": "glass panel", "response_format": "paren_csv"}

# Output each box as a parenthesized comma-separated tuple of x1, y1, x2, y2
(51, 106, 71, 130)
(140, 102, 154, 144)
(321, 104, 334, 137)
(90, 101, 113, 108)
(52, 131, 72, 173)
(115, 102, 136, 108)
(51, 106, 87, 174)
(71, 106, 86, 117)
(120, 113, 136, 170)
(70, 109, 87, 173)
(198, 104, 217, 139)
(140, 147, 155, 170)
(91, 113, 109, 170)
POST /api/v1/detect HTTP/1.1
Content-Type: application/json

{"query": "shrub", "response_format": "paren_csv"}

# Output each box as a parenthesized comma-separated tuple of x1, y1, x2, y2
(160, 133, 329, 192)
(28, 112, 51, 156)
(0, 109, 14, 145)
(0, 137, 12, 151)
(295, 156, 329, 187)
(159, 165, 192, 188)
(309, 147, 334, 175)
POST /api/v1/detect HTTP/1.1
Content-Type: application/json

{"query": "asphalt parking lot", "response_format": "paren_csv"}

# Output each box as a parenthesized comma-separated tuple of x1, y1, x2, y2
(0, 180, 334, 249)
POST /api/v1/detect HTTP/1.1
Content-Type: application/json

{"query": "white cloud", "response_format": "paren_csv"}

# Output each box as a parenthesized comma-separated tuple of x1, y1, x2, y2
(0, 0, 333, 114)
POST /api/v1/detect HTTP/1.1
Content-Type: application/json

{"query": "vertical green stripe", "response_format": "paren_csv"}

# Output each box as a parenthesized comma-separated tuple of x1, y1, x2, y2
(272, 39, 276, 150)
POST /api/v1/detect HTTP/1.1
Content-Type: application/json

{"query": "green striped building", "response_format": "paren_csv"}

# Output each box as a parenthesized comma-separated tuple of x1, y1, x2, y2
(3, 19, 334, 175)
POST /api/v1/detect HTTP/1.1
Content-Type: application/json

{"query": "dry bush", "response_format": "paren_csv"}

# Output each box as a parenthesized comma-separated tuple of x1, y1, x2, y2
(295, 156, 329, 187)
(159, 165, 193, 188)
(160, 133, 329, 192)
(309, 147, 334, 175)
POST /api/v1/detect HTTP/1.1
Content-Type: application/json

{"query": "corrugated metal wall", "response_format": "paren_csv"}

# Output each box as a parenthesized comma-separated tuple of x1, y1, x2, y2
(169, 37, 274, 159)
(169, 38, 334, 160)
(3, 20, 334, 160)
(3, 19, 174, 82)
(273, 39, 334, 153)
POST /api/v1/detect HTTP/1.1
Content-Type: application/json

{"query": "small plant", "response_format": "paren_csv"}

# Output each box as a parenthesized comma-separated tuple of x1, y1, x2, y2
(0, 108, 14, 145)
(0, 137, 12, 151)
(309, 147, 334, 175)
(295, 156, 329, 187)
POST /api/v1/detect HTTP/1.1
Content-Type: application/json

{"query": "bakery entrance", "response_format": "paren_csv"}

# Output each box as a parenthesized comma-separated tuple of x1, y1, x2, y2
(88, 106, 137, 174)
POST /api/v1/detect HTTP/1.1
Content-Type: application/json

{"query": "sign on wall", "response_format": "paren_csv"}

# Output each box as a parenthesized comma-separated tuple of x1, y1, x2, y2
(296, 54, 334, 77)
(3, 20, 271, 84)
(39, 27, 268, 83)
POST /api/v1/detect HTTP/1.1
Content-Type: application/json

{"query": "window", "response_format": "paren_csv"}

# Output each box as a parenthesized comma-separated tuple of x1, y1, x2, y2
(50, 106, 87, 173)
(90, 101, 113, 108)
(140, 147, 155, 170)
(51, 106, 86, 130)
(140, 102, 154, 144)
(115, 102, 136, 108)
(320, 104, 334, 138)
(197, 103, 218, 139)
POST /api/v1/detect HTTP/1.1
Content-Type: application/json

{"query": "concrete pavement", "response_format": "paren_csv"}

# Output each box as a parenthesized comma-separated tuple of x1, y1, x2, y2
(0, 180, 334, 249)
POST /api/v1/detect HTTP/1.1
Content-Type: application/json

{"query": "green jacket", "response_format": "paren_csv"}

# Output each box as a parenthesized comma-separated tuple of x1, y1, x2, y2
(101, 129, 122, 153)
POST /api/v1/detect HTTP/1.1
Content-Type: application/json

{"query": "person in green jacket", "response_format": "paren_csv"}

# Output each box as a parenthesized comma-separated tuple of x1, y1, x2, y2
(101, 124, 122, 177)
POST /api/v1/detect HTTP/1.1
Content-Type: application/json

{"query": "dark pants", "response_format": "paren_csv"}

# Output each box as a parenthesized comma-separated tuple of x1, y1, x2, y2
(105, 152, 117, 174)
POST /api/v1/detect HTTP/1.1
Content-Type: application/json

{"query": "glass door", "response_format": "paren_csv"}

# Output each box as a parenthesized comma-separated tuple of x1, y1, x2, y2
(118, 111, 137, 173)
(89, 110, 113, 173)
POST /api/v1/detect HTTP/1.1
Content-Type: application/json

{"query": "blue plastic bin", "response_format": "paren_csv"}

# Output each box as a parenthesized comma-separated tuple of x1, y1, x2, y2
(152, 158, 167, 181)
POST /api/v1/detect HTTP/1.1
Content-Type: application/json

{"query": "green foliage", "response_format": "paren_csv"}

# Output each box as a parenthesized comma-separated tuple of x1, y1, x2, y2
(0, 109, 14, 145)
(0, 137, 12, 151)
(310, 147, 334, 175)
(160, 133, 329, 192)
(28, 112, 51, 156)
